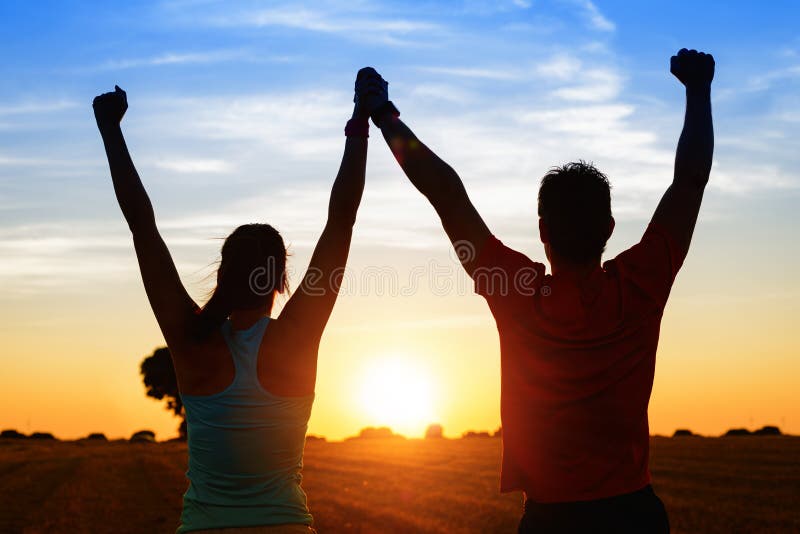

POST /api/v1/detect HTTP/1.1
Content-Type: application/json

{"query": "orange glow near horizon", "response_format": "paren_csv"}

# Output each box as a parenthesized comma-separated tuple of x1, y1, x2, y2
(0, 207, 798, 443)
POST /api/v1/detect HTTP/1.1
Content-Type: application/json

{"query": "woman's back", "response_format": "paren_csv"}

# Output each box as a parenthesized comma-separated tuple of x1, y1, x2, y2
(179, 317, 314, 533)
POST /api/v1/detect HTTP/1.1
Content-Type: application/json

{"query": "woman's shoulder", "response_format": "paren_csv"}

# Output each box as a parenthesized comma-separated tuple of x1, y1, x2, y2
(258, 318, 318, 397)
(172, 331, 236, 396)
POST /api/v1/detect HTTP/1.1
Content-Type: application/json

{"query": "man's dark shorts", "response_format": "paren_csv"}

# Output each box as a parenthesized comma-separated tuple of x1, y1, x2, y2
(518, 484, 670, 534)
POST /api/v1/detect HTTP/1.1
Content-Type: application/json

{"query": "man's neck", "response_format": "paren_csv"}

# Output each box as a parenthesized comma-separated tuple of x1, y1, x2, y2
(550, 257, 602, 279)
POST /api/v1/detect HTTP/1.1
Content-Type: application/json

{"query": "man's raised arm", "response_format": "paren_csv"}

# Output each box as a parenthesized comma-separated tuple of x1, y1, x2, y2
(652, 48, 715, 262)
(358, 68, 491, 274)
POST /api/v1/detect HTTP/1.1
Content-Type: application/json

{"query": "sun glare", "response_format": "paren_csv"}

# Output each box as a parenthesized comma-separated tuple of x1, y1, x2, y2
(358, 356, 436, 437)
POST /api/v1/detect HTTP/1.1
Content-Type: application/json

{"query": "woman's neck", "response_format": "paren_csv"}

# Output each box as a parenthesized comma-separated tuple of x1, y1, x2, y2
(229, 305, 271, 331)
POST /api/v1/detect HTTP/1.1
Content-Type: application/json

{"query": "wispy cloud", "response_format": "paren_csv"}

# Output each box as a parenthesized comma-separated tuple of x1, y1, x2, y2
(0, 224, 135, 294)
(95, 49, 254, 70)
(715, 61, 800, 103)
(409, 83, 474, 104)
(154, 158, 234, 173)
(417, 58, 621, 103)
(710, 163, 798, 193)
(745, 64, 800, 92)
(551, 67, 623, 102)
(417, 65, 521, 81)
(573, 0, 616, 32)
(148, 90, 346, 156)
(461, 0, 533, 13)
(774, 111, 800, 123)
(0, 101, 77, 116)
(519, 103, 635, 134)
(535, 53, 583, 80)
(0, 154, 94, 168)
(197, 4, 442, 47)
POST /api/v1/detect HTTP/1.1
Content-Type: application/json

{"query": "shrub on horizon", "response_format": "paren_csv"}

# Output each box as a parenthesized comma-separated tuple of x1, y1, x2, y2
(462, 430, 491, 439)
(130, 430, 156, 443)
(0, 429, 27, 439)
(85, 433, 108, 441)
(723, 428, 752, 437)
(354, 427, 402, 440)
(29, 432, 56, 440)
(425, 424, 443, 439)
(753, 426, 782, 436)
(673, 429, 695, 437)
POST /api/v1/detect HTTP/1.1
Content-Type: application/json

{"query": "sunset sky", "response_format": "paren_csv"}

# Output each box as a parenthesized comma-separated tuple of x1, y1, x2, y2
(1, 1, 798, 441)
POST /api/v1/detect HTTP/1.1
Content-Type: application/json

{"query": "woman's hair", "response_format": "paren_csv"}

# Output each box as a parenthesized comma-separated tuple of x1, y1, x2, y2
(195, 224, 288, 339)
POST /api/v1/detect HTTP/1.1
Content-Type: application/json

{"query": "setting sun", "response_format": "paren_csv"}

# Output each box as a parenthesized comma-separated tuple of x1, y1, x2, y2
(358, 355, 437, 437)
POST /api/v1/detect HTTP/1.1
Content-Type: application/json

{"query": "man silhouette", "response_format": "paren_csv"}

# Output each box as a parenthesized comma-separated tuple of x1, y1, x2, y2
(359, 48, 714, 533)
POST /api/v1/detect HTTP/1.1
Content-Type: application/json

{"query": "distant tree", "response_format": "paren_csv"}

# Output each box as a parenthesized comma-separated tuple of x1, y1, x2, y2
(753, 426, 782, 436)
(306, 435, 327, 442)
(140, 347, 186, 440)
(724, 428, 751, 437)
(425, 424, 443, 439)
(30, 432, 56, 440)
(130, 430, 156, 443)
(673, 429, 695, 437)
(356, 427, 400, 439)
(0, 429, 26, 439)
(85, 432, 108, 441)
(462, 430, 491, 439)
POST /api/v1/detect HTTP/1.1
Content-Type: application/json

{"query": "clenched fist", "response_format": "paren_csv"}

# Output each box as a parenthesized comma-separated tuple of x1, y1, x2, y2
(671, 49, 714, 88)
(93, 85, 128, 129)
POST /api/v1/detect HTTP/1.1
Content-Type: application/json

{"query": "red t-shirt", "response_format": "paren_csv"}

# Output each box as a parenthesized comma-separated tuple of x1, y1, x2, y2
(473, 223, 682, 502)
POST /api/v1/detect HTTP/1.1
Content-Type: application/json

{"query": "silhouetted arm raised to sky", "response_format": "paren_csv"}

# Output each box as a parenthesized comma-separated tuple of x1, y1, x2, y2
(276, 97, 367, 393)
(94, 86, 197, 351)
(357, 68, 491, 276)
(651, 49, 715, 263)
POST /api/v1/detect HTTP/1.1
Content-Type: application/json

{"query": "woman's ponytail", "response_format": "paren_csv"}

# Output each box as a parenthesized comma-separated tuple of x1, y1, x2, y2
(193, 285, 233, 341)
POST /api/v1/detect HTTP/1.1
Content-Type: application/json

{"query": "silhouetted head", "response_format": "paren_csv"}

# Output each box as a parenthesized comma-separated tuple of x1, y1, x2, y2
(537, 161, 614, 266)
(196, 224, 288, 337)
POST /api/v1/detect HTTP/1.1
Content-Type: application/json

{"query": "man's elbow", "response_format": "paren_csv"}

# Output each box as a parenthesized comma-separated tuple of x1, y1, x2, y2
(426, 168, 465, 205)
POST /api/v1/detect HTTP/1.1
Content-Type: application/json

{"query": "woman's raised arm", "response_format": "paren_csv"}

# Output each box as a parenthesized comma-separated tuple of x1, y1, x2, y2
(275, 82, 369, 393)
(94, 86, 197, 351)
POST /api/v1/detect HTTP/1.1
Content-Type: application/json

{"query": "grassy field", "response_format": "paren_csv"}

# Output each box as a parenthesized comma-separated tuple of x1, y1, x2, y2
(0, 436, 798, 533)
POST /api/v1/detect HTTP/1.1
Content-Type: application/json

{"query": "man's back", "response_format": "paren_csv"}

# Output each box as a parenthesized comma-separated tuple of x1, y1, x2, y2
(473, 223, 682, 501)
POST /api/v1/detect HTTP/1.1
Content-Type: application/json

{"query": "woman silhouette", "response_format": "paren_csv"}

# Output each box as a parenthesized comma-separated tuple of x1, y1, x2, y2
(93, 75, 372, 533)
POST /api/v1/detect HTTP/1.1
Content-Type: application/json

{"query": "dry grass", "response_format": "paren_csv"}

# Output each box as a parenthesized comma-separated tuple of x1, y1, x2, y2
(0, 436, 798, 533)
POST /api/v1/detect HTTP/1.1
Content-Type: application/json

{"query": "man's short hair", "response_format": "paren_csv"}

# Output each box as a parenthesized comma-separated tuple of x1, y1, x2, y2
(537, 161, 612, 263)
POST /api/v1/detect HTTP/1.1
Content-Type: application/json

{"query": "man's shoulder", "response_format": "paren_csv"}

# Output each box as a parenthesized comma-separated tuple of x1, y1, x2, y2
(473, 236, 546, 300)
(601, 223, 681, 308)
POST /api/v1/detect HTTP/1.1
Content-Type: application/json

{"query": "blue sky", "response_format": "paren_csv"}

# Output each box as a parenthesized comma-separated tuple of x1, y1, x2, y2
(1, 0, 798, 295)
(1, 1, 799, 439)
